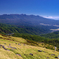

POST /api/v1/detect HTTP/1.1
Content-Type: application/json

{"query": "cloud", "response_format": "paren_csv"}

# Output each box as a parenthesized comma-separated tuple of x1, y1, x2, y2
(40, 23, 51, 26)
(42, 16, 59, 20)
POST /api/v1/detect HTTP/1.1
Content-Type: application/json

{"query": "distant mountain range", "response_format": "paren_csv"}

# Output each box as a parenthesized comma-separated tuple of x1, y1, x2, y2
(0, 14, 59, 27)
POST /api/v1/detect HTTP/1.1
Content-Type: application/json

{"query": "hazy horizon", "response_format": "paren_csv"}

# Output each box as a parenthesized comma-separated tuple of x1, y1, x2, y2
(0, 0, 59, 20)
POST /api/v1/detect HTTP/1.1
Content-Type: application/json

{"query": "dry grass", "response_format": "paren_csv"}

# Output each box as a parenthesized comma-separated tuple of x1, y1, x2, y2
(0, 35, 59, 59)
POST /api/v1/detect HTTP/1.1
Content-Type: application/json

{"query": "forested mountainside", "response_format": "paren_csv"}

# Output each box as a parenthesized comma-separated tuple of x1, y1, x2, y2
(41, 31, 59, 39)
(0, 23, 51, 35)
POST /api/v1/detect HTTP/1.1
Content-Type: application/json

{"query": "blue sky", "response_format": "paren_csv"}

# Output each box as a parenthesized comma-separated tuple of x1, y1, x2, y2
(0, 0, 59, 20)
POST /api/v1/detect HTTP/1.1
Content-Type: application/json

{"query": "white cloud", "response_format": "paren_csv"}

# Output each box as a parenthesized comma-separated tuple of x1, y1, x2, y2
(42, 16, 59, 20)
(40, 23, 51, 26)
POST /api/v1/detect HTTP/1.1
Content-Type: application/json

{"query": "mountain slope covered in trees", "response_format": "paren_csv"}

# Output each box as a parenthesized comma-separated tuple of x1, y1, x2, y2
(41, 31, 59, 39)
(0, 23, 51, 35)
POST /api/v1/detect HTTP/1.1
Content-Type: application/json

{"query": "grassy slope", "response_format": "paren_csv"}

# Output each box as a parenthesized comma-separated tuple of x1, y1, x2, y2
(0, 35, 59, 59)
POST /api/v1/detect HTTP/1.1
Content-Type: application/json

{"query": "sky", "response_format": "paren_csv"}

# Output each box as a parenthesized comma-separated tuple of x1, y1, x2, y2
(0, 0, 59, 20)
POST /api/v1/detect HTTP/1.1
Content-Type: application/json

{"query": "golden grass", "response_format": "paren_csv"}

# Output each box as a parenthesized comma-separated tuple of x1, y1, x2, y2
(0, 35, 59, 59)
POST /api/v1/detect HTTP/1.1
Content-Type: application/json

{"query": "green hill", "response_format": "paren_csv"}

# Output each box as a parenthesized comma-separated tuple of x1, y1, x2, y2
(0, 23, 51, 35)
(41, 31, 59, 39)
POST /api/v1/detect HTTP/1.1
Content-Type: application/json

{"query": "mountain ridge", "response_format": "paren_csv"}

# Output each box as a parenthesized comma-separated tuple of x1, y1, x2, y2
(0, 14, 59, 27)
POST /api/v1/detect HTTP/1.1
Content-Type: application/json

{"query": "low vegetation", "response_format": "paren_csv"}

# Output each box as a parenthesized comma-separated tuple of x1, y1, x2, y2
(0, 34, 59, 59)
(13, 33, 59, 50)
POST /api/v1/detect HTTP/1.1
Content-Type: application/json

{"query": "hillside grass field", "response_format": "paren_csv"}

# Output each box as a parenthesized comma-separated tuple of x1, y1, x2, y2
(0, 34, 59, 59)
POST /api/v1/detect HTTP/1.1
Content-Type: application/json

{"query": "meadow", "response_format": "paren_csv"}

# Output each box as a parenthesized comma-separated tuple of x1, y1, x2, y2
(0, 35, 59, 59)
